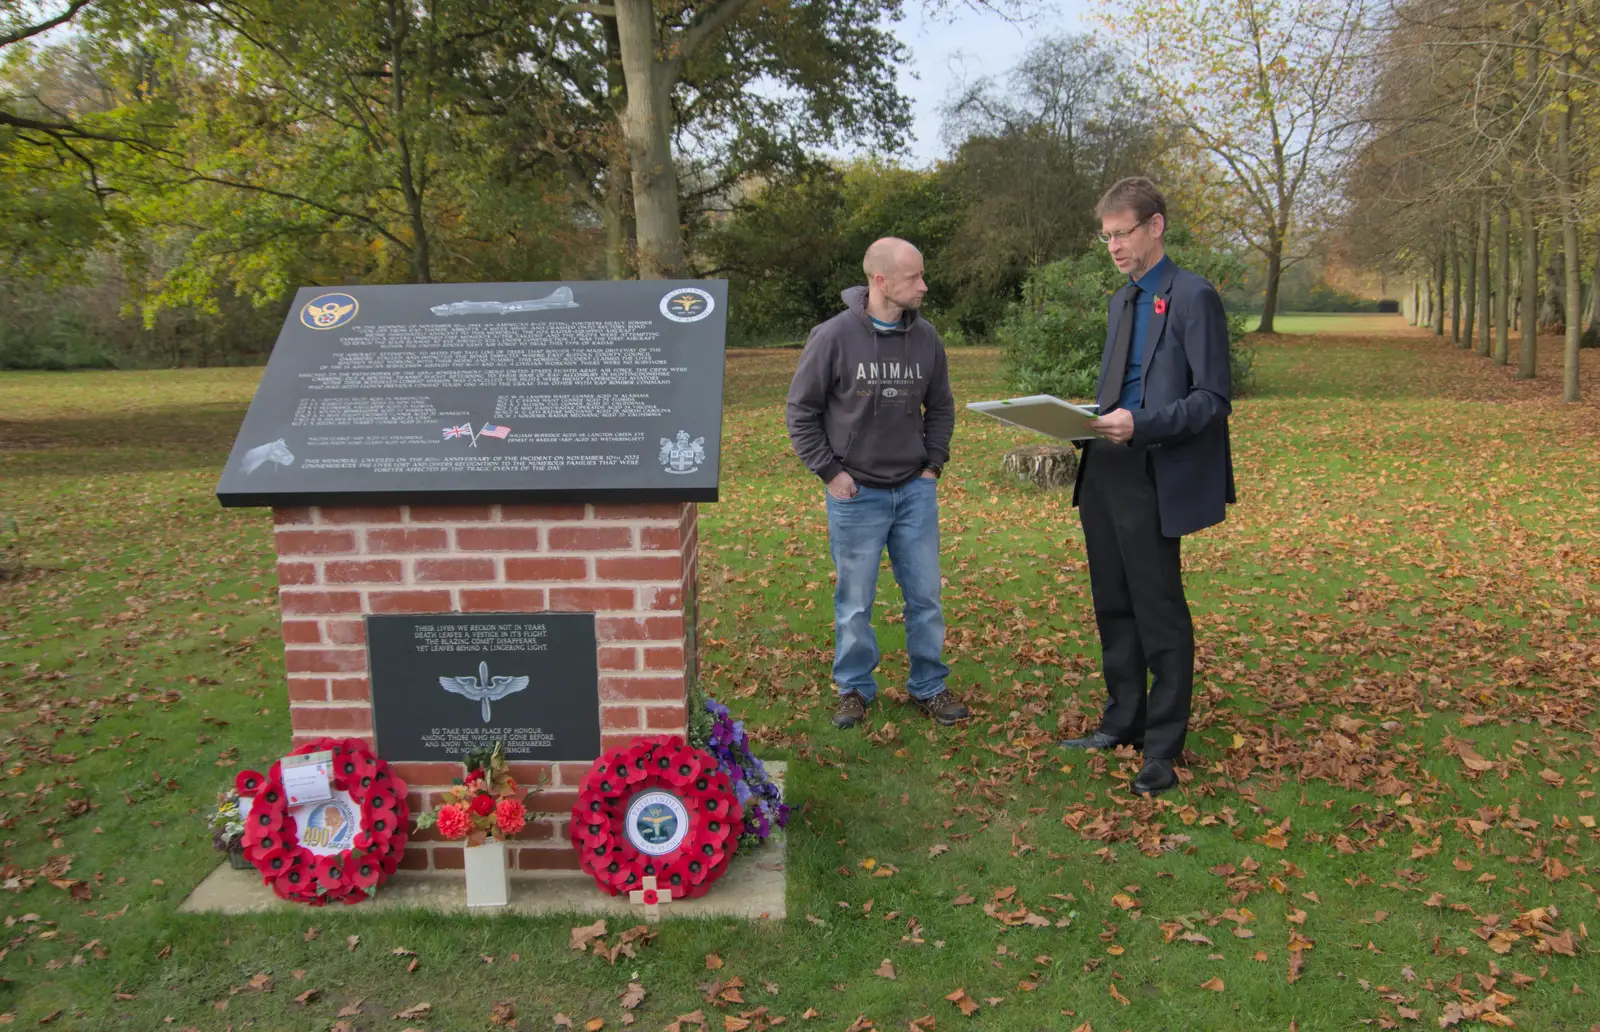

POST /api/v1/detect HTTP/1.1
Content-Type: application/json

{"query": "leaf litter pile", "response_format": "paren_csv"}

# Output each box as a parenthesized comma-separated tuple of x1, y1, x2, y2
(0, 335, 1596, 1029)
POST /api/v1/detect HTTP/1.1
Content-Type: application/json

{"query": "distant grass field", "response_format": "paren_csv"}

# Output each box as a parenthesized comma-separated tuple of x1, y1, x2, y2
(0, 335, 1596, 1031)
(1241, 312, 1413, 334)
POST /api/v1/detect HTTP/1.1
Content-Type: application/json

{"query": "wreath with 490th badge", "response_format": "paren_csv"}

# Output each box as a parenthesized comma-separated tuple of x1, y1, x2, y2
(571, 736, 741, 900)
(234, 737, 409, 905)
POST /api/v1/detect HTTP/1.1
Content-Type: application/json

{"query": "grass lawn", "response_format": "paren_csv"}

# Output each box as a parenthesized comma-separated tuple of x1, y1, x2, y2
(1, 336, 1597, 1031)
(1240, 313, 1418, 335)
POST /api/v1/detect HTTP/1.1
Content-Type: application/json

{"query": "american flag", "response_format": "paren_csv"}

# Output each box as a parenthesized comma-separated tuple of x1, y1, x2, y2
(442, 423, 473, 440)
(479, 423, 511, 440)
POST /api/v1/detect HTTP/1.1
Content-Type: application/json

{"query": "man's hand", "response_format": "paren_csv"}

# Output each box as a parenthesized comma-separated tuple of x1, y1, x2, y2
(919, 469, 938, 480)
(827, 471, 858, 499)
(1088, 408, 1135, 444)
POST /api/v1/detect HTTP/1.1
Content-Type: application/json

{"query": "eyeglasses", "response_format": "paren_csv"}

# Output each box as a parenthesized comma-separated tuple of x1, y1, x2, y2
(1097, 216, 1152, 244)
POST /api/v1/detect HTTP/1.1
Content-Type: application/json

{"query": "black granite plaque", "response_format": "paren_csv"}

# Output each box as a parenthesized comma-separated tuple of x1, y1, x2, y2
(216, 280, 727, 507)
(366, 613, 601, 762)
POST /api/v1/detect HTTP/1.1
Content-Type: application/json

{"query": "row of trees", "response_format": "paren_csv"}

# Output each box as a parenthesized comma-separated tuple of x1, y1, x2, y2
(1340, 0, 1597, 401)
(1, 0, 928, 364)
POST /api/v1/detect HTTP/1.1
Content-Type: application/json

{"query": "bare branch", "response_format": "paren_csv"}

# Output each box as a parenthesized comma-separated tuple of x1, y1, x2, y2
(0, 0, 96, 49)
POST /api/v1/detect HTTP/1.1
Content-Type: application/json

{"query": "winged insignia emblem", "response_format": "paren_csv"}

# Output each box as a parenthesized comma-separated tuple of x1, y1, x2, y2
(308, 301, 355, 326)
(438, 660, 530, 722)
(636, 806, 676, 842)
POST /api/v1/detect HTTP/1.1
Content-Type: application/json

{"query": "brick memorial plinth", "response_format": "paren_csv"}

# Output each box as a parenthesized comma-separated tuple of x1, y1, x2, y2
(219, 280, 726, 877)
(272, 501, 698, 872)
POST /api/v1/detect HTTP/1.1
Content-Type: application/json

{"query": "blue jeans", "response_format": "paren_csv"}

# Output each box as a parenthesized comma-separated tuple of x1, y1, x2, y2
(826, 476, 949, 702)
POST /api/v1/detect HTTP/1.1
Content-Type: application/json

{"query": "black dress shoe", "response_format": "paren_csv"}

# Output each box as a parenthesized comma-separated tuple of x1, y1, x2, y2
(1132, 758, 1178, 796)
(1058, 731, 1142, 750)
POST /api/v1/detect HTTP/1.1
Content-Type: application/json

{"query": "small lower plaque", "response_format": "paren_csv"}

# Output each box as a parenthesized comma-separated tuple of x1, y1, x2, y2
(366, 612, 601, 762)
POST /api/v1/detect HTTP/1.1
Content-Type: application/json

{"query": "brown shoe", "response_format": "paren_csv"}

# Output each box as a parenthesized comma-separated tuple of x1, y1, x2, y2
(911, 690, 969, 726)
(832, 692, 868, 729)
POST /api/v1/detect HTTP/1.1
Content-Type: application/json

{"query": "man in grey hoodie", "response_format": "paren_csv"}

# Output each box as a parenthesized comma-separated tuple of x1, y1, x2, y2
(785, 238, 968, 729)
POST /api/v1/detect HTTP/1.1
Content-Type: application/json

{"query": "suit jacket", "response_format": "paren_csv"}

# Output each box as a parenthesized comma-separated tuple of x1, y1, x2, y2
(1071, 259, 1236, 537)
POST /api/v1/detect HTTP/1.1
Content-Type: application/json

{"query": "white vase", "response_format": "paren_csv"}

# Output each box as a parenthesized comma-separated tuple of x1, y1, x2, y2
(463, 839, 510, 908)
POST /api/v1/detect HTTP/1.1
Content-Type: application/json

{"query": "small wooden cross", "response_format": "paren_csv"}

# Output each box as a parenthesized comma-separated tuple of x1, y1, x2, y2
(627, 876, 673, 921)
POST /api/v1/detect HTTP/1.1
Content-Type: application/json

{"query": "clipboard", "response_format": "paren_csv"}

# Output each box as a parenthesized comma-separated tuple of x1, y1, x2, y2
(966, 394, 1104, 441)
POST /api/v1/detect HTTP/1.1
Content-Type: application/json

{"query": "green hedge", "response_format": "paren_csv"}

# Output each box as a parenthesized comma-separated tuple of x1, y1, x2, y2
(996, 238, 1255, 401)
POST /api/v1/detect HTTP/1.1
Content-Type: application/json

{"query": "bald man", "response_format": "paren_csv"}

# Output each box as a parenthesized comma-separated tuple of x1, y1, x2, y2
(786, 238, 967, 729)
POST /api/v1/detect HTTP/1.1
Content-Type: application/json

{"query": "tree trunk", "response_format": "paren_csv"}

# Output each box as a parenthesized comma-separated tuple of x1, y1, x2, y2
(1519, 197, 1539, 378)
(1477, 197, 1491, 356)
(1450, 224, 1462, 343)
(388, 0, 432, 284)
(1462, 216, 1478, 346)
(1583, 227, 1600, 349)
(1258, 237, 1283, 333)
(602, 170, 631, 280)
(1556, 56, 1581, 401)
(615, 0, 686, 280)
(1495, 203, 1511, 364)
(602, 17, 632, 281)
(1433, 246, 1445, 336)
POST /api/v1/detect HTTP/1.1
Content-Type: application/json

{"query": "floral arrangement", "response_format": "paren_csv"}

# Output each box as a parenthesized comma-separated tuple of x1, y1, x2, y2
(207, 787, 251, 866)
(415, 743, 540, 846)
(694, 696, 789, 848)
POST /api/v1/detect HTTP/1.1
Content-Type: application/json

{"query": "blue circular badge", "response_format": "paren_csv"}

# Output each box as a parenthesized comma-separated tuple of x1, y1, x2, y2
(300, 292, 360, 330)
(624, 790, 690, 856)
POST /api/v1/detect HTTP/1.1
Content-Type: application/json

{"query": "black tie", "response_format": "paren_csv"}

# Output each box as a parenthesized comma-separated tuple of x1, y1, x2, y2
(1101, 286, 1140, 411)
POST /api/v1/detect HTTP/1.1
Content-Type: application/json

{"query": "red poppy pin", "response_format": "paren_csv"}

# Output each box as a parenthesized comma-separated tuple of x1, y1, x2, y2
(1154, 297, 1168, 315)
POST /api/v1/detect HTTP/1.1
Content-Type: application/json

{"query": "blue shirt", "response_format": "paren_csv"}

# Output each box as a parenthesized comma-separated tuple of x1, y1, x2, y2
(1117, 255, 1172, 411)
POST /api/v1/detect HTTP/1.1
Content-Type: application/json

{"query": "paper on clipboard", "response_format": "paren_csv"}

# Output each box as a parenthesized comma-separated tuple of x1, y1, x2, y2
(966, 394, 1104, 441)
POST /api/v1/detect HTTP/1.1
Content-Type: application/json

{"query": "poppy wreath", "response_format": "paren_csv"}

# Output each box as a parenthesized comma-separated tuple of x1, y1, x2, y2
(233, 737, 409, 906)
(570, 735, 742, 901)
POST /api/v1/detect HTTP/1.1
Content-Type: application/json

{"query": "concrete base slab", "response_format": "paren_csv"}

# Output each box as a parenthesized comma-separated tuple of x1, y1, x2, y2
(180, 762, 787, 921)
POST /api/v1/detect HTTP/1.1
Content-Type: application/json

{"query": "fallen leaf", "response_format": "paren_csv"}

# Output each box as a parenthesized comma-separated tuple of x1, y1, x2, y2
(346, 935, 359, 952)
(489, 999, 517, 1027)
(570, 920, 607, 951)
(706, 954, 724, 970)
(394, 1003, 431, 1020)
(585, 1019, 604, 1032)
(1108, 984, 1130, 1006)
(945, 988, 979, 1016)
(295, 988, 320, 1005)
(950, 893, 975, 907)
(1198, 977, 1224, 992)
(554, 1014, 574, 1028)
(801, 1008, 819, 1020)
(337, 1000, 363, 1017)
(874, 958, 896, 980)
(619, 982, 645, 1010)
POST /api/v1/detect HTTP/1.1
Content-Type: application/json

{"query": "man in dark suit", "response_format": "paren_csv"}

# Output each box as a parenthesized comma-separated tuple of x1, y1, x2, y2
(1058, 177, 1236, 797)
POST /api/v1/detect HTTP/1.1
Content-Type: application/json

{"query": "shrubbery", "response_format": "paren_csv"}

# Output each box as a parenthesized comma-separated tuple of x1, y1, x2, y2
(996, 234, 1255, 401)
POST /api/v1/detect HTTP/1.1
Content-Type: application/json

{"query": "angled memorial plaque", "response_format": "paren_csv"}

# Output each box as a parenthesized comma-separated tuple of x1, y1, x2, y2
(217, 280, 727, 506)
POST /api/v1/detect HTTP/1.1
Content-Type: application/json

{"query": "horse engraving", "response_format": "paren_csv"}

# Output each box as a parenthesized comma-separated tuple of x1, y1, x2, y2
(241, 438, 295, 474)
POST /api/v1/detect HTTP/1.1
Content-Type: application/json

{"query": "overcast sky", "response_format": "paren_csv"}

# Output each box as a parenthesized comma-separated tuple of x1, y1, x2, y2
(877, 1, 1097, 167)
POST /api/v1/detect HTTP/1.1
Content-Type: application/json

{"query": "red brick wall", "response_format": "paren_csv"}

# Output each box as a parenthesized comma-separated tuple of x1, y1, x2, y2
(271, 502, 699, 871)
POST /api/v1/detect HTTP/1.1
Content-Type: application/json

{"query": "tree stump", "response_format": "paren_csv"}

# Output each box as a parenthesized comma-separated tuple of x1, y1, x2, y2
(1002, 444, 1078, 489)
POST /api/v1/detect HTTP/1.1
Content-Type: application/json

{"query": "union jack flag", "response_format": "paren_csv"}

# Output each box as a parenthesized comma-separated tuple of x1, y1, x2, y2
(479, 423, 511, 440)
(442, 423, 473, 440)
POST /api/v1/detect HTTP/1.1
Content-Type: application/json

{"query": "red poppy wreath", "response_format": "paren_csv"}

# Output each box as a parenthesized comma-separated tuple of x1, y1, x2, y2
(234, 737, 409, 905)
(570, 735, 742, 901)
